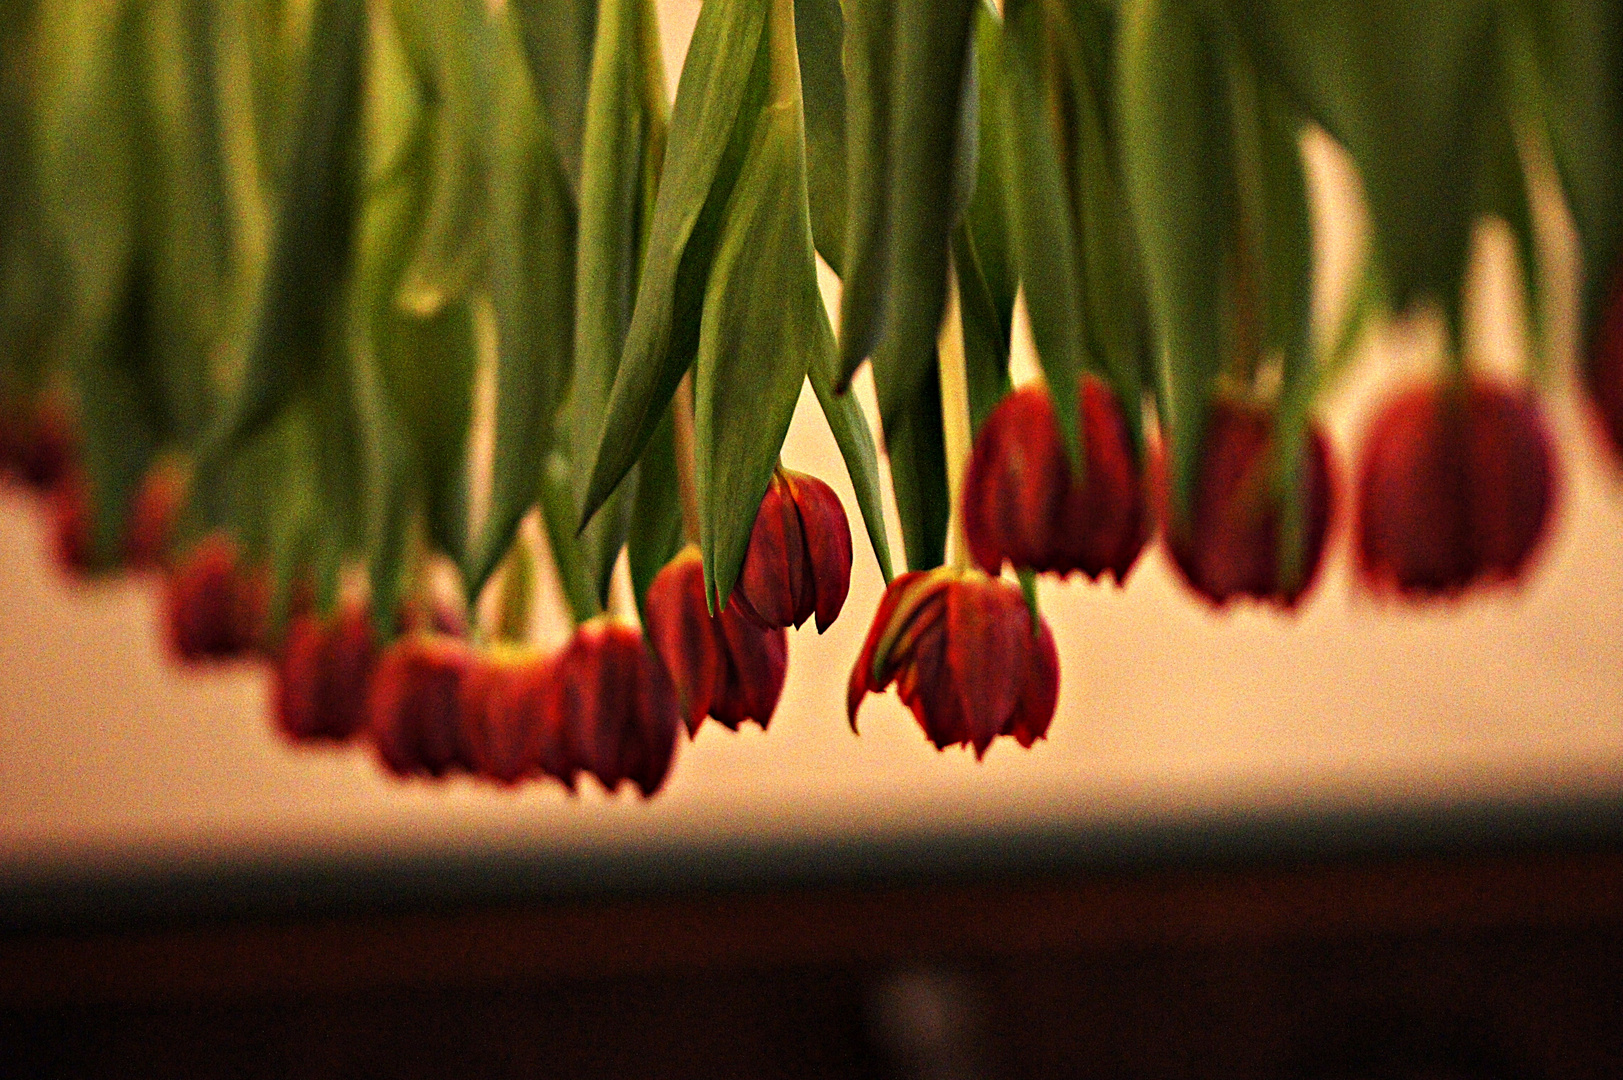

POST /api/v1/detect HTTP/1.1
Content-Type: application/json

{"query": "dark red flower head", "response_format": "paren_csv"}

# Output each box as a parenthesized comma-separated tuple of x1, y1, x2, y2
(1, 391, 76, 492)
(963, 378, 1147, 583)
(125, 461, 187, 572)
(48, 469, 95, 576)
(733, 467, 853, 632)
(645, 545, 788, 736)
(274, 599, 377, 743)
(366, 633, 474, 778)
(457, 647, 556, 785)
(1356, 378, 1556, 597)
(1159, 399, 1335, 608)
(163, 533, 268, 662)
(1585, 257, 1623, 460)
(848, 569, 1060, 758)
(548, 617, 681, 797)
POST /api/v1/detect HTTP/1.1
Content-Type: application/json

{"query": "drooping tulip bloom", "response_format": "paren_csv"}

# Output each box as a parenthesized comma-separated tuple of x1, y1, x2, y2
(548, 617, 681, 797)
(732, 468, 853, 631)
(163, 533, 268, 661)
(274, 600, 377, 743)
(48, 469, 94, 575)
(367, 633, 474, 778)
(125, 461, 187, 571)
(0, 392, 76, 492)
(1357, 378, 1556, 597)
(1160, 399, 1335, 608)
(1585, 260, 1623, 460)
(963, 378, 1148, 582)
(457, 648, 556, 785)
(644, 545, 788, 735)
(848, 569, 1060, 758)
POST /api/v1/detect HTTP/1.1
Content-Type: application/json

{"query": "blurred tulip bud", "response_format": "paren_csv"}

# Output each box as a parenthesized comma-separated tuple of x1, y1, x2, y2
(1160, 399, 1334, 608)
(1357, 378, 1556, 597)
(1586, 259, 1623, 460)
(274, 600, 376, 743)
(963, 378, 1147, 583)
(457, 647, 555, 785)
(48, 469, 94, 575)
(733, 468, 853, 631)
(367, 633, 474, 778)
(1, 391, 76, 492)
(549, 617, 681, 797)
(125, 461, 187, 571)
(848, 569, 1061, 758)
(164, 534, 268, 662)
(645, 545, 787, 736)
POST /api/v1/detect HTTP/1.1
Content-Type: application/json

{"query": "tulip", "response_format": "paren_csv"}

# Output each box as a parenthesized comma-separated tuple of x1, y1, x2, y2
(48, 470, 94, 575)
(1586, 260, 1623, 460)
(0, 392, 76, 492)
(732, 468, 853, 632)
(1160, 399, 1334, 608)
(644, 545, 788, 736)
(848, 569, 1060, 758)
(1356, 378, 1556, 596)
(367, 633, 474, 778)
(163, 533, 268, 661)
(457, 648, 555, 785)
(125, 461, 187, 571)
(962, 378, 1147, 582)
(548, 617, 681, 797)
(273, 600, 376, 743)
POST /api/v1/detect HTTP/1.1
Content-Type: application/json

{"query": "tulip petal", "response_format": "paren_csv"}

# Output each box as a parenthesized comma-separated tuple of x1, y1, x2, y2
(736, 473, 806, 629)
(644, 548, 723, 735)
(713, 603, 788, 730)
(788, 471, 854, 632)
(1006, 617, 1059, 748)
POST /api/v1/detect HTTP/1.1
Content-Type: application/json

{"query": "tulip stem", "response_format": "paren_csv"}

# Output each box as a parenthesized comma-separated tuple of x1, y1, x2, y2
(673, 371, 701, 545)
(938, 259, 973, 572)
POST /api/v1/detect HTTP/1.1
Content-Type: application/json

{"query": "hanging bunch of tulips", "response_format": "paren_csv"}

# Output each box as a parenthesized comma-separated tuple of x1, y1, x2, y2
(0, 0, 1620, 797)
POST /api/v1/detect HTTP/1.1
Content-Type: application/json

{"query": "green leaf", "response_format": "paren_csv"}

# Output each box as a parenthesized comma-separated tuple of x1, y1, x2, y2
(795, 0, 847, 274)
(874, 344, 948, 573)
(1474, 91, 1544, 378)
(1119, 0, 1232, 524)
(508, 0, 596, 205)
(565, 0, 666, 603)
(538, 448, 602, 625)
(837, 0, 978, 417)
(694, 0, 830, 610)
(626, 406, 685, 617)
(577, 0, 769, 532)
(390, 0, 493, 315)
(469, 16, 577, 596)
(810, 361, 894, 584)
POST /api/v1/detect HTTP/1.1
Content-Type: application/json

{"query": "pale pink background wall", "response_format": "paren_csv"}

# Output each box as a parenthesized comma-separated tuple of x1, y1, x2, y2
(2, 1, 1621, 871)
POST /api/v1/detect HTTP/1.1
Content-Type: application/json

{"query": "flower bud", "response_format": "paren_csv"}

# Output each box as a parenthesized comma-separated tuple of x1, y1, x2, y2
(963, 378, 1147, 582)
(1356, 378, 1556, 597)
(458, 648, 555, 784)
(733, 468, 853, 631)
(1, 392, 76, 492)
(163, 534, 268, 662)
(644, 546, 787, 736)
(274, 600, 376, 743)
(1586, 259, 1623, 460)
(848, 569, 1061, 759)
(125, 461, 187, 572)
(549, 618, 681, 797)
(1160, 399, 1334, 608)
(367, 634, 473, 778)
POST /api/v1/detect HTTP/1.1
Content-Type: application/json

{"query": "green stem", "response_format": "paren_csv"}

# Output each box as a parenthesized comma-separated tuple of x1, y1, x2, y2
(672, 370, 701, 545)
(938, 258, 973, 572)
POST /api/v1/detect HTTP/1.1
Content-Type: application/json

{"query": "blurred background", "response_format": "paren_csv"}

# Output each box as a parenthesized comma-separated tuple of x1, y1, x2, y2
(2, 1, 1622, 1076)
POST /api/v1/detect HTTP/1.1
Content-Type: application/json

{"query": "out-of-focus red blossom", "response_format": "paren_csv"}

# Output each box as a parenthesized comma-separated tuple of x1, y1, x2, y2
(1356, 378, 1556, 597)
(48, 470, 94, 575)
(1159, 399, 1334, 608)
(457, 648, 556, 785)
(1, 393, 76, 492)
(733, 468, 853, 631)
(548, 617, 681, 797)
(644, 545, 787, 735)
(125, 461, 187, 571)
(963, 378, 1148, 583)
(164, 533, 268, 662)
(274, 600, 377, 743)
(1585, 258, 1623, 460)
(367, 633, 474, 778)
(847, 569, 1060, 758)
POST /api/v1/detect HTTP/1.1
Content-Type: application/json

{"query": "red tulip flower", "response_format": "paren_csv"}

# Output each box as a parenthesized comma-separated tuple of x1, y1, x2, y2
(0, 392, 76, 492)
(548, 617, 681, 797)
(732, 468, 853, 631)
(274, 600, 377, 743)
(1160, 400, 1335, 608)
(1586, 259, 1623, 460)
(367, 633, 474, 778)
(458, 648, 556, 784)
(963, 378, 1148, 582)
(645, 545, 788, 735)
(125, 461, 187, 571)
(48, 470, 94, 575)
(1356, 378, 1556, 596)
(163, 533, 268, 661)
(848, 569, 1060, 758)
